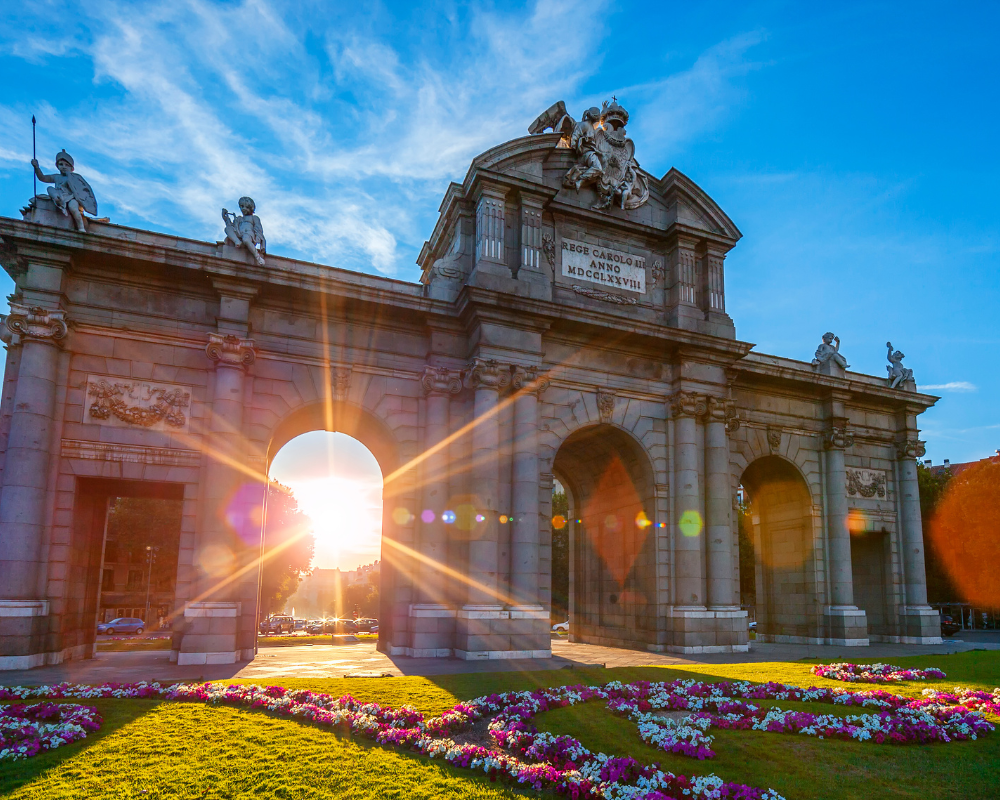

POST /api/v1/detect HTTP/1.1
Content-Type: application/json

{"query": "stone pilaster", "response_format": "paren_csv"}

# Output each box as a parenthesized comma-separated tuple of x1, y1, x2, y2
(822, 409, 868, 645)
(670, 391, 706, 609)
(895, 436, 941, 642)
(176, 330, 257, 666)
(508, 366, 551, 654)
(408, 366, 462, 657)
(705, 397, 736, 609)
(0, 300, 67, 669)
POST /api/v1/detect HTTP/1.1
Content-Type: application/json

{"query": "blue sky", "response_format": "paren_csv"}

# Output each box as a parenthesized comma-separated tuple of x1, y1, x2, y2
(1, 1, 997, 466)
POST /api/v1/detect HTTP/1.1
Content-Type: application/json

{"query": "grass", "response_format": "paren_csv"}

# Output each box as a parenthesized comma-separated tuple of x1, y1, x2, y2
(1, 652, 998, 799)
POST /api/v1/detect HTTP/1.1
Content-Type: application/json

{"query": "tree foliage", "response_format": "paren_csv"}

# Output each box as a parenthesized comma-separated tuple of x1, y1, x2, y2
(106, 497, 183, 591)
(925, 459, 1000, 607)
(261, 481, 315, 618)
(917, 463, 959, 602)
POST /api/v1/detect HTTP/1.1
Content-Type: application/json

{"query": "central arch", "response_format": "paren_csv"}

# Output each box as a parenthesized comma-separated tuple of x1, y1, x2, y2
(263, 401, 410, 652)
(552, 424, 657, 649)
(740, 455, 821, 642)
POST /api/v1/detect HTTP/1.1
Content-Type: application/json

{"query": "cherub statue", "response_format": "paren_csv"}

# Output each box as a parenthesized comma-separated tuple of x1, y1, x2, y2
(811, 332, 849, 370)
(886, 341, 914, 389)
(223, 196, 266, 266)
(31, 150, 97, 233)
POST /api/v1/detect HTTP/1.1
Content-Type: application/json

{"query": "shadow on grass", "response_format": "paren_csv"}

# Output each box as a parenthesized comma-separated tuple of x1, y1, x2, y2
(0, 698, 164, 795)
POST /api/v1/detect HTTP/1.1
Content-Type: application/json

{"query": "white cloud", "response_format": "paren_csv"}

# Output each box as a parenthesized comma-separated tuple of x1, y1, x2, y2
(919, 381, 977, 392)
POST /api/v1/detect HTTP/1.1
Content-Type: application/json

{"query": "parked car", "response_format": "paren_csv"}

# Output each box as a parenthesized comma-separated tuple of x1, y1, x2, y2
(98, 617, 145, 635)
(353, 618, 378, 633)
(259, 615, 295, 635)
(551, 620, 569, 632)
(293, 618, 307, 630)
(307, 618, 359, 634)
(941, 615, 961, 637)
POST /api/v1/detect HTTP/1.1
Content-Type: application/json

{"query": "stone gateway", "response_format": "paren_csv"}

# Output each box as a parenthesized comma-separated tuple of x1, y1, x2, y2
(0, 99, 941, 670)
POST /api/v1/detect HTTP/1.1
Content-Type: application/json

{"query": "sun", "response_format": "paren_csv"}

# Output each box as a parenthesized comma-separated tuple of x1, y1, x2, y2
(291, 477, 383, 569)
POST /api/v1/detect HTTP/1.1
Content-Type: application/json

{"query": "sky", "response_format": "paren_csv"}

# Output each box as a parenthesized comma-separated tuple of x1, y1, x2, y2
(1, 2, 998, 566)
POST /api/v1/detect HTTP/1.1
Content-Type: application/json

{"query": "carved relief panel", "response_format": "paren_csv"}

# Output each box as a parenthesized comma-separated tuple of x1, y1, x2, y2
(846, 468, 887, 499)
(85, 376, 193, 432)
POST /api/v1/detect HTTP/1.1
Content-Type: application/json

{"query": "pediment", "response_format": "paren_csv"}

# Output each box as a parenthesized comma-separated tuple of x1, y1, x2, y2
(657, 168, 742, 242)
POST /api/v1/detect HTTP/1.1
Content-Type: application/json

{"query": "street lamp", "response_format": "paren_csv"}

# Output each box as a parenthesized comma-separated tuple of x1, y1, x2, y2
(143, 545, 158, 632)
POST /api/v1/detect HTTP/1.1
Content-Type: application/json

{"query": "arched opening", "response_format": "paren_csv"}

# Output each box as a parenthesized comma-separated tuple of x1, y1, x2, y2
(740, 456, 819, 641)
(265, 431, 383, 626)
(261, 402, 406, 649)
(552, 424, 657, 648)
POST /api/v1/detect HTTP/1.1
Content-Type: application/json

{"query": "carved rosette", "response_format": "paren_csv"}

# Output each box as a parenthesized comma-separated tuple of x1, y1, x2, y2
(421, 366, 463, 396)
(1, 302, 68, 345)
(333, 366, 352, 401)
(464, 358, 511, 392)
(823, 425, 855, 450)
(205, 333, 256, 369)
(596, 388, 616, 424)
(511, 366, 550, 398)
(895, 439, 927, 460)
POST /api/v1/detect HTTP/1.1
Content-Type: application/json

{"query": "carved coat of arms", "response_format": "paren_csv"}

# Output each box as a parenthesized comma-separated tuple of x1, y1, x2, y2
(529, 98, 649, 212)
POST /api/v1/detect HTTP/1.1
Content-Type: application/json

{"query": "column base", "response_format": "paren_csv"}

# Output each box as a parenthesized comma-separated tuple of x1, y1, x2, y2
(899, 606, 943, 644)
(662, 606, 750, 653)
(824, 606, 869, 646)
(0, 600, 50, 671)
(176, 602, 250, 665)
(454, 604, 551, 658)
(403, 604, 456, 657)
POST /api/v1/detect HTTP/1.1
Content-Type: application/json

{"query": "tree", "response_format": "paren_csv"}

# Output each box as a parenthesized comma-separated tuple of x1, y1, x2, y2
(550, 488, 569, 621)
(925, 459, 1000, 607)
(106, 497, 183, 591)
(736, 495, 756, 604)
(917, 463, 959, 602)
(260, 481, 315, 617)
(344, 580, 379, 618)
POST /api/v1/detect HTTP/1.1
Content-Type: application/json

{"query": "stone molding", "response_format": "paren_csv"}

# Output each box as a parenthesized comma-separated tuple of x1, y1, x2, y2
(0, 600, 49, 617)
(823, 424, 855, 450)
(510, 365, 550, 397)
(895, 439, 926, 460)
(571, 285, 637, 305)
(205, 333, 256, 369)
(85, 376, 192, 431)
(596, 388, 616, 423)
(421, 366, 463, 396)
(1, 302, 68, 345)
(333, 365, 352, 401)
(61, 438, 201, 467)
(464, 358, 511, 391)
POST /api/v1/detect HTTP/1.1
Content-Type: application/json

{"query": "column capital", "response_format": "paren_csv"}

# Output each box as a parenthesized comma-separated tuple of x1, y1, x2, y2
(511, 365, 549, 397)
(206, 333, 256, 369)
(895, 438, 926, 460)
(1, 302, 68, 345)
(421, 365, 463, 396)
(669, 390, 707, 419)
(823, 423, 855, 450)
(464, 358, 511, 391)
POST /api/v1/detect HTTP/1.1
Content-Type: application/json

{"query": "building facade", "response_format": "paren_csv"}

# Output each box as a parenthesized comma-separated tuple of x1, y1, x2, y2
(0, 101, 940, 669)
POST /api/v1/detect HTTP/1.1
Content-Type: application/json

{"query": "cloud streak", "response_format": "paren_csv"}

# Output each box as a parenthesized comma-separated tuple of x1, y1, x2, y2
(919, 382, 977, 392)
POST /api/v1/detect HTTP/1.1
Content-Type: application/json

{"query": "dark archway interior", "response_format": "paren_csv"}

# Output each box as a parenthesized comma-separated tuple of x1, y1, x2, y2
(553, 425, 656, 647)
(740, 456, 818, 640)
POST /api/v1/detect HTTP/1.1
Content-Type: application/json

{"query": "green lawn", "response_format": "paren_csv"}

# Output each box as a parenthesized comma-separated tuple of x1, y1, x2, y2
(1, 651, 998, 799)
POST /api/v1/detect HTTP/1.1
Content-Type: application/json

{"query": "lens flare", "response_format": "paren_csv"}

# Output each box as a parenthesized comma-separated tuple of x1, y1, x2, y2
(635, 511, 652, 529)
(420, 509, 436, 524)
(552, 514, 567, 530)
(441, 510, 456, 524)
(678, 509, 703, 537)
(392, 507, 413, 525)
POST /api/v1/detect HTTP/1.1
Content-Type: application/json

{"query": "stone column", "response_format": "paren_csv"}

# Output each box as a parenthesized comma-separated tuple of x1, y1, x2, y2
(409, 367, 462, 656)
(455, 358, 511, 658)
(896, 437, 940, 641)
(0, 303, 67, 668)
(705, 397, 736, 609)
(671, 392, 706, 609)
(822, 417, 868, 644)
(177, 333, 256, 666)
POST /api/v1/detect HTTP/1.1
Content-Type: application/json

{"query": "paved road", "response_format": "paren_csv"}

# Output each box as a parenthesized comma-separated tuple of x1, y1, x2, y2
(1, 635, 995, 686)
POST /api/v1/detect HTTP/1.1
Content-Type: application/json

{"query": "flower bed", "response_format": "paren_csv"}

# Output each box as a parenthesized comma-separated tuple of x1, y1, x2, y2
(0, 677, 995, 799)
(0, 703, 101, 761)
(810, 662, 947, 683)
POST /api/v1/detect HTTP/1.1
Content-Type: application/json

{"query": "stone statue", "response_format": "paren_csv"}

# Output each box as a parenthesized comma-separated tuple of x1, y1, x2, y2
(811, 332, 849, 372)
(529, 98, 649, 212)
(223, 197, 266, 266)
(30, 150, 97, 233)
(886, 341, 914, 389)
